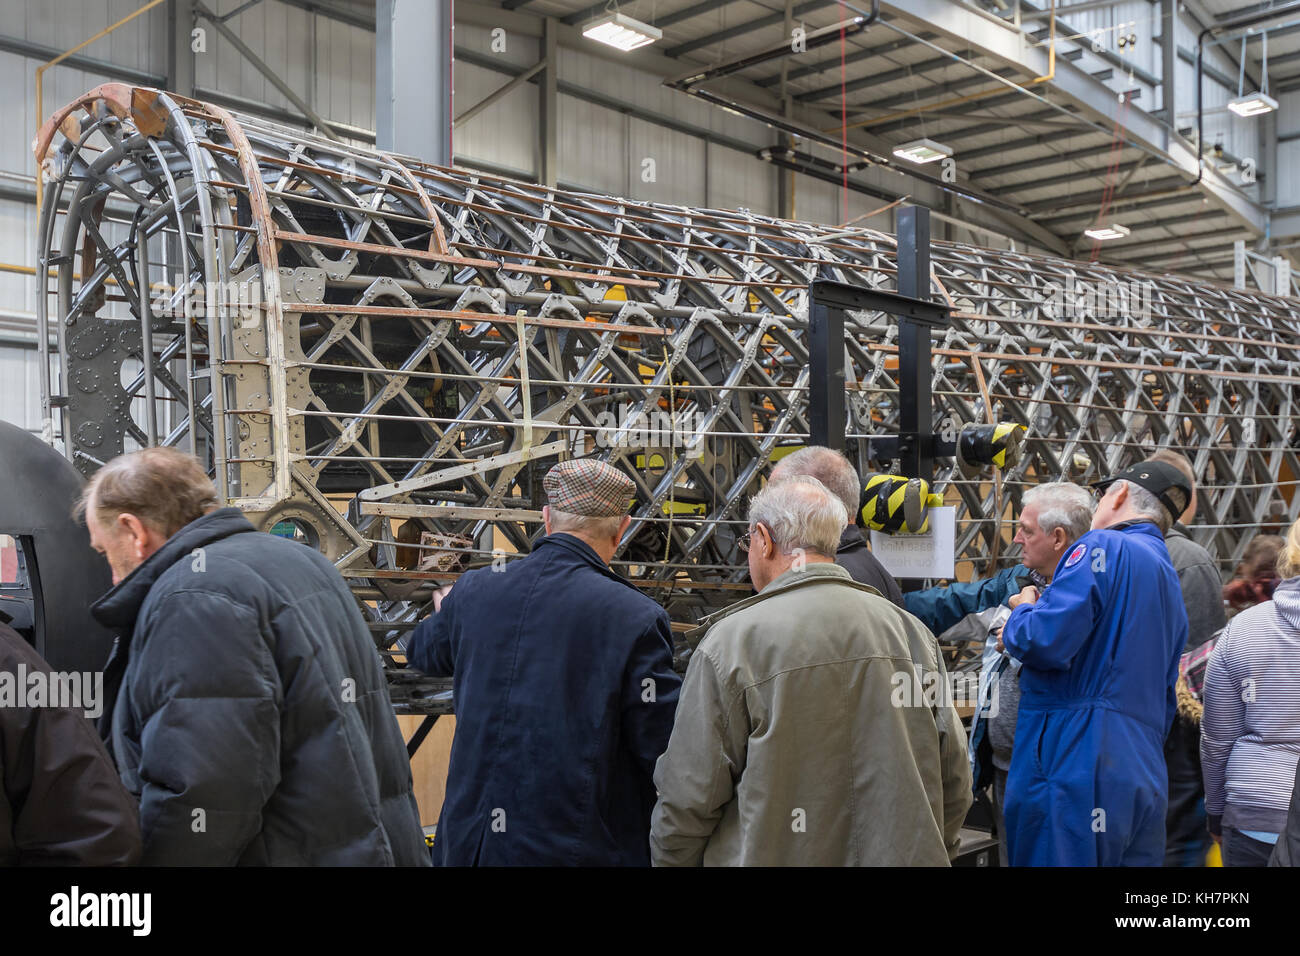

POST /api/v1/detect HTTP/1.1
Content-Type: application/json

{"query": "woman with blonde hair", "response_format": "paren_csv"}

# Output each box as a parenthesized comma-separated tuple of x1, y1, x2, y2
(1201, 516, 1300, 865)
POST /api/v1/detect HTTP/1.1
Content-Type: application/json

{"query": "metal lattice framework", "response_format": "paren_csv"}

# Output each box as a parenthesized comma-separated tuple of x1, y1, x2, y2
(34, 87, 1300, 707)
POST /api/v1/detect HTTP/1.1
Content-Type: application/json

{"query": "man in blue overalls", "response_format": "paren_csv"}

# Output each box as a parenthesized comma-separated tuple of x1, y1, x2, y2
(1000, 460, 1191, 866)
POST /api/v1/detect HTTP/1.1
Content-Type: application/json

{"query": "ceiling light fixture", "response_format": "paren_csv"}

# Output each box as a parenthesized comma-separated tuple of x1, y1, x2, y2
(1227, 91, 1278, 116)
(583, 12, 662, 51)
(892, 138, 953, 164)
(1227, 28, 1277, 117)
(1084, 224, 1131, 241)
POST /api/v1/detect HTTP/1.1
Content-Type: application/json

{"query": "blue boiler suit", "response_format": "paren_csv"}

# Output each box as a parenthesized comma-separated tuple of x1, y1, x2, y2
(1001, 520, 1187, 866)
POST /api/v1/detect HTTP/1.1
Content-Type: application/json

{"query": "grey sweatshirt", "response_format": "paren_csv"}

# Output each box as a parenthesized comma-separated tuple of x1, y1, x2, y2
(1201, 576, 1300, 834)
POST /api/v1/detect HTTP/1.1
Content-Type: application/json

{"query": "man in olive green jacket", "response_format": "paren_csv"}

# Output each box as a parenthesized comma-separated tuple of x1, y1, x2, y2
(650, 475, 972, 866)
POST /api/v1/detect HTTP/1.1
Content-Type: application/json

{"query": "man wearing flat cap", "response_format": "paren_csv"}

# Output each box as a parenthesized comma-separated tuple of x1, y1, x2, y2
(406, 458, 681, 865)
(999, 459, 1190, 866)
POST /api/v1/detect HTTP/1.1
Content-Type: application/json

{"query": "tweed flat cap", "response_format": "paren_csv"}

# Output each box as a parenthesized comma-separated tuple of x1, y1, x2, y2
(543, 459, 635, 517)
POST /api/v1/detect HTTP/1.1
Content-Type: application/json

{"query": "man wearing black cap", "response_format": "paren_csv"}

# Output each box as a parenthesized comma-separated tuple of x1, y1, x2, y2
(999, 459, 1190, 866)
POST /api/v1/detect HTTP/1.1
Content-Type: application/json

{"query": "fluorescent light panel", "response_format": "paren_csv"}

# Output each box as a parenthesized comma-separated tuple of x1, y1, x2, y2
(892, 138, 953, 164)
(1227, 92, 1278, 117)
(1083, 224, 1131, 241)
(583, 12, 662, 51)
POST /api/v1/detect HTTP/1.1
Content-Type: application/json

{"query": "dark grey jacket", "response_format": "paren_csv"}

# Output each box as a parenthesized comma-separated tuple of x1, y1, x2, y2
(836, 526, 905, 609)
(1270, 757, 1300, 866)
(1165, 524, 1226, 650)
(91, 508, 429, 866)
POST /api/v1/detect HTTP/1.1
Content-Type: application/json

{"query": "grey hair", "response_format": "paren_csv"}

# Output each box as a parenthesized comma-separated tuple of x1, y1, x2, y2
(749, 475, 847, 556)
(1117, 479, 1173, 535)
(770, 446, 860, 527)
(1023, 482, 1093, 542)
(548, 509, 624, 540)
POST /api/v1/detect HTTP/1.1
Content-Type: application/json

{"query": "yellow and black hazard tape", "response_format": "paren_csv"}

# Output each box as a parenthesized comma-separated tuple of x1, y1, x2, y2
(989, 422, 1024, 468)
(956, 422, 1027, 476)
(860, 473, 945, 535)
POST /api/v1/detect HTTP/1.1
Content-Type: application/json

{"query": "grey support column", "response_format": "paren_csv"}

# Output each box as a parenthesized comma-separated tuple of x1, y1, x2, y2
(541, 16, 558, 187)
(1161, 0, 1177, 130)
(377, 0, 454, 164)
(169, 0, 195, 97)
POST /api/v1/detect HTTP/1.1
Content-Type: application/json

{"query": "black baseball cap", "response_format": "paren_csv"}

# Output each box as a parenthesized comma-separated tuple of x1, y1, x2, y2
(1092, 460, 1192, 522)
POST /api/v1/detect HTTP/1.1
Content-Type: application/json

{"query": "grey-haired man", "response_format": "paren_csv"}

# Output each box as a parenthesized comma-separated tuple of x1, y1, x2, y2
(650, 475, 971, 865)
(1001, 460, 1190, 866)
(968, 481, 1093, 865)
(770, 446, 904, 608)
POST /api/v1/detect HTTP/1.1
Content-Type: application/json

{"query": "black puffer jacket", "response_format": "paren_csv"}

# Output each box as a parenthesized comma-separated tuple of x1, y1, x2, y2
(91, 508, 429, 866)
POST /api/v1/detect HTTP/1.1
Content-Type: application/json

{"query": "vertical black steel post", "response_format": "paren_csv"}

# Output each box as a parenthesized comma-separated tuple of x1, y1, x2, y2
(808, 298, 845, 450)
(896, 206, 933, 481)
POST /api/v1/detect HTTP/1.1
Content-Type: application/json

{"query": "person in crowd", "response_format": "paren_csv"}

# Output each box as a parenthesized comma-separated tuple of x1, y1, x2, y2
(967, 481, 1093, 866)
(904, 490, 1055, 637)
(1147, 449, 1227, 867)
(650, 475, 971, 865)
(769, 446, 904, 607)
(407, 458, 681, 866)
(1270, 758, 1300, 866)
(82, 448, 427, 866)
(1149, 450, 1226, 648)
(1, 615, 141, 866)
(1202, 515, 1300, 866)
(1224, 534, 1284, 619)
(1000, 459, 1189, 866)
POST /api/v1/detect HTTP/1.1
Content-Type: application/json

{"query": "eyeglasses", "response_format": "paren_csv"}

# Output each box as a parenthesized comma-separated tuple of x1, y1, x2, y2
(738, 523, 766, 553)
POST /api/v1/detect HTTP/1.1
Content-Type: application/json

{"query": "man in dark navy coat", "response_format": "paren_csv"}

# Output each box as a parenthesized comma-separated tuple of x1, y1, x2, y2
(407, 458, 681, 865)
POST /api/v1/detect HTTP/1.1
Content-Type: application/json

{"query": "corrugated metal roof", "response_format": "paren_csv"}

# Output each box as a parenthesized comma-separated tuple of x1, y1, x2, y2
(511, 0, 1285, 282)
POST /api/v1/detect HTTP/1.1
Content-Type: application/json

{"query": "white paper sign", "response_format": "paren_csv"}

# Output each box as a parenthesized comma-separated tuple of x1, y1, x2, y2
(869, 506, 956, 579)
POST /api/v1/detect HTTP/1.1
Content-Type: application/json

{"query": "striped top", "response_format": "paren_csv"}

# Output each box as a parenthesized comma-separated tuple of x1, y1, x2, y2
(1201, 576, 1300, 832)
